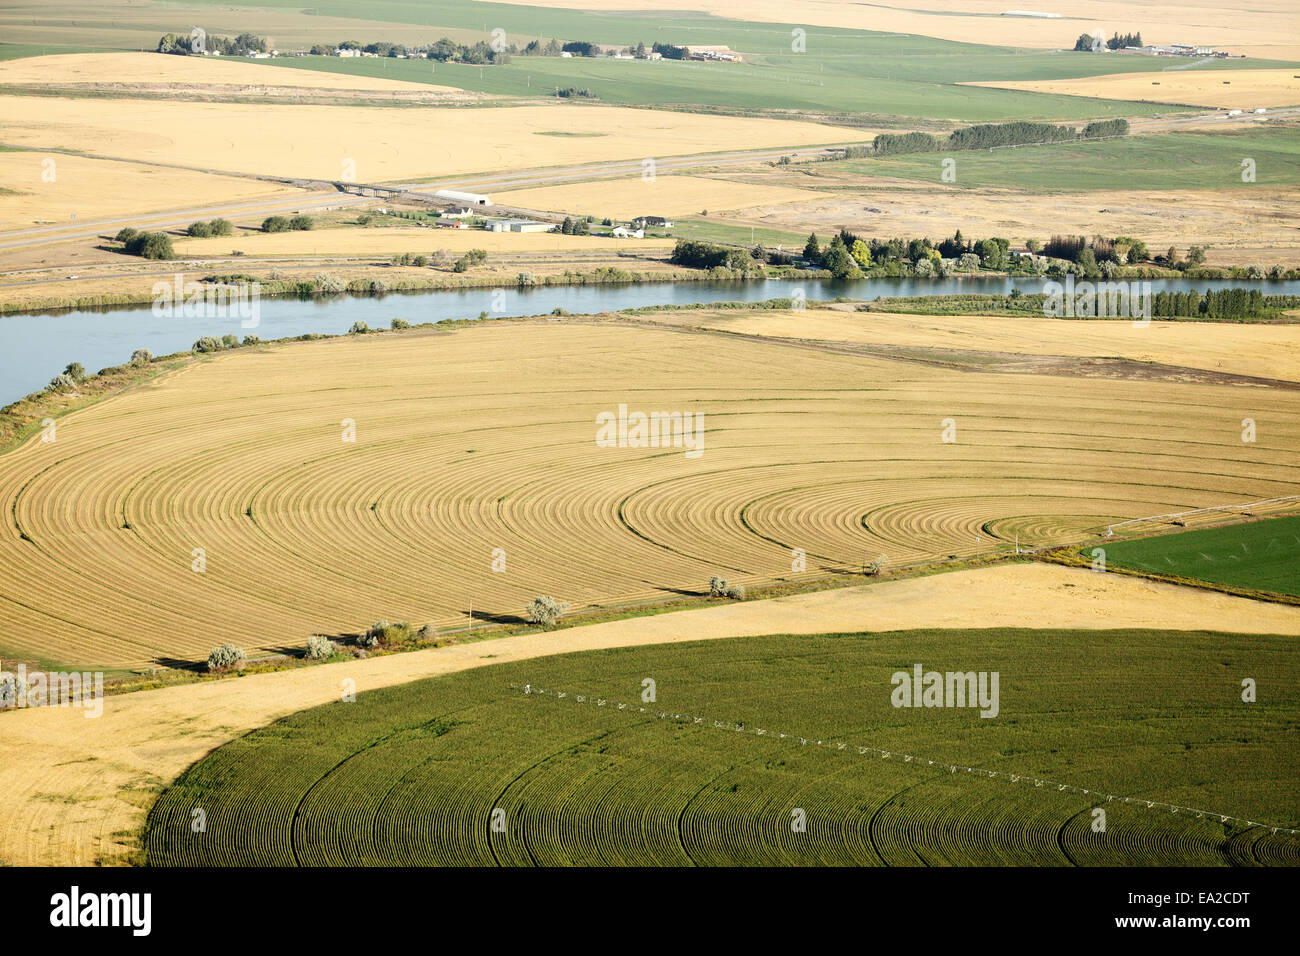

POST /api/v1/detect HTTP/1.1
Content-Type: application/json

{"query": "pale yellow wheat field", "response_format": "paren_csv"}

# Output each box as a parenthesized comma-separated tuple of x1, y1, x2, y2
(0, 95, 843, 183)
(0, 152, 295, 229)
(494, 175, 825, 219)
(700, 308, 1300, 382)
(4, 562, 1300, 867)
(0, 52, 460, 94)
(966, 69, 1300, 109)
(0, 320, 1296, 671)
(172, 226, 672, 257)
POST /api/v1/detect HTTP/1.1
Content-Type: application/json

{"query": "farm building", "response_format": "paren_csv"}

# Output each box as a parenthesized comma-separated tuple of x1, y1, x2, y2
(632, 216, 674, 229)
(487, 218, 555, 233)
(435, 189, 491, 206)
(611, 226, 645, 238)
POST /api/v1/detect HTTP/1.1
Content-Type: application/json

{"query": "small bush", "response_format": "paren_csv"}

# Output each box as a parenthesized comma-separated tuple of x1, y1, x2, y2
(261, 215, 291, 233)
(64, 362, 85, 383)
(114, 227, 139, 244)
(360, 620, 413, 648)
(304, 635, 337, 660)
(708, 575, 727, 597)
(123, 231, 175, 260)
(314, 272, 345, 294)
(221, 333, 239, 349)
(417, 624, 437, 641)
(209, 218, 234, 237)
(48, 372, 77, 392)
(526, 595, 568, 627)
(348, 321, 370, 335)
(412, 255, 428, 267)
(391, 318, 410, 329)
(192, 336, 224, 353)
(242, 334, 260, 346)
(289, 215, 314, 231)
(725, 582, 746, 600)
(130, 348, 153, 366)
(187, 220, 214, 238)
(206, 643, 246, 672)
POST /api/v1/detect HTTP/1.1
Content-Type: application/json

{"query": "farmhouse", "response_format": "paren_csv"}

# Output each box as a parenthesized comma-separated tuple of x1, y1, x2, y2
(611, 226, 645, 238)
(632, 216, 674, 229)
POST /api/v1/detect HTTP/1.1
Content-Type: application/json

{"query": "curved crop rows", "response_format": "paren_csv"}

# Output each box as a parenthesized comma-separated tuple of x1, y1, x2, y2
(142, 630, 1300, 867)
(2, 321, 1297, 668)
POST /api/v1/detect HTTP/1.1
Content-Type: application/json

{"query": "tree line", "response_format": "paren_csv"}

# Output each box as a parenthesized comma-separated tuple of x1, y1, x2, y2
(872, 119, 1128, 156)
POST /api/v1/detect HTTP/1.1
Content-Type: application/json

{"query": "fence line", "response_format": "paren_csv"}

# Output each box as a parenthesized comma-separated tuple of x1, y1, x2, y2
(512, 683, 1300, 837)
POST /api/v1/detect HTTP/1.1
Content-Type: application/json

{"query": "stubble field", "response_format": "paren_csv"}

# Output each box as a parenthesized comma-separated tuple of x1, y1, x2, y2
(1, 318, 1296, 671)
(0, 94, 845, 183)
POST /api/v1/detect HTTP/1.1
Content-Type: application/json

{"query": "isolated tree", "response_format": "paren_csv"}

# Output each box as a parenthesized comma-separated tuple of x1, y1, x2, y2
(206, 643, 246, 672)
(526, 595, 569, 627)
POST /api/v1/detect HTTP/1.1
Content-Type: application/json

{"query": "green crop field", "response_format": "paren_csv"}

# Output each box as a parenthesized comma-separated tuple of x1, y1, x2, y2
(813, 127, 1300, 191)
(142, 628, 1300, 866)
(1100, 515, 1300, 597)
(251, 53, 1177, 122)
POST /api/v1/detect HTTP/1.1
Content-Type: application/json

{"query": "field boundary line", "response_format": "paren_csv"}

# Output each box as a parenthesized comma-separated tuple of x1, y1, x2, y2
(511, 683, 1300, 838)
(1104, 494, 1300, 536)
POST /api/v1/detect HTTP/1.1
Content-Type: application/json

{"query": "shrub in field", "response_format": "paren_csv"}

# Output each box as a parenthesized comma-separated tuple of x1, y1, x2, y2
(209, 218, 234, 237)
(192, 336, 224, 353)
(304, 635, 337, 660)
(207, 643, 246, 672)
(261, 215, 291, 233)
(725, 582, 746, 600)
(114, 227, 139, 244)
(361, 620, 413, 648)
(221, 334, 239, 349)
(130, 349, 153, 366)
(289, 215, 315, 231)
(47, 372, 77, 392)
(63, 362, 85, 383)
(708, 575, 727, 597)
(348, 321, 370, 335)
(526, 596, 568, 627)
(242, 335, 260, 346)
(315, 273, 345, 294)
(391, 318, 410, 330)
(417, 624, 437, 641)
(187, 220, 214, 238)
(124, 231, 175, 260)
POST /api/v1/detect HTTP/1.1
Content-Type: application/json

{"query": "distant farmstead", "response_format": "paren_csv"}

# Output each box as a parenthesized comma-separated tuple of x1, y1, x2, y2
(632, 216, 674, 229)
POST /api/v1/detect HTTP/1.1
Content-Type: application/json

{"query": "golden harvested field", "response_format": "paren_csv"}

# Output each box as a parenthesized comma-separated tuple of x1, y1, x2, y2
(0, 52, 459, 94)
(0, 152, 295, 229)
(701, 308, 1300, 382)
(0, 95, 842, 183)
(493, 175, 824, 219)
(5, 561, 1299, 867)
(491, 0, 1300, 59)
(733, 182, 1300, 264)
(172, 226, 672, 257)
(1, 319, 1297, 671)
(968, 70, 1300, 109)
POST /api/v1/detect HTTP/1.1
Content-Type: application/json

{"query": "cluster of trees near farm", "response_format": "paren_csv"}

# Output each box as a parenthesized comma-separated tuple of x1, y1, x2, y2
(870, 119, 1129, 156)
(1074, 32, 1143, 51)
